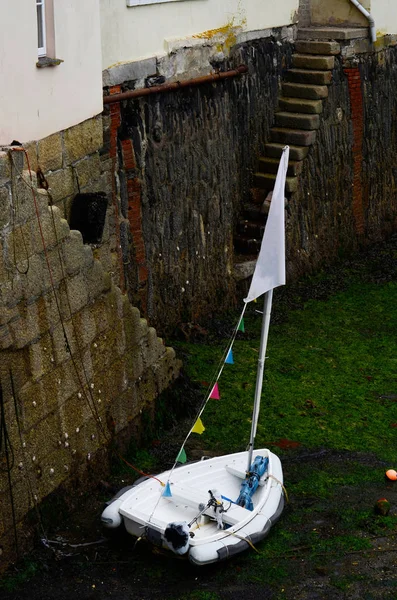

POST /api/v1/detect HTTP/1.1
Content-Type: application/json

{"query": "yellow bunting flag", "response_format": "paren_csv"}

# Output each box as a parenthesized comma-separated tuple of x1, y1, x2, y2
(191, 417, 205, 435)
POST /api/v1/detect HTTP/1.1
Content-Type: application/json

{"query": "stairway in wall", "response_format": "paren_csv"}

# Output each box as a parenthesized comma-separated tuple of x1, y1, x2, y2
(234, 37, 340, 267)
(234, 27, 368, 277)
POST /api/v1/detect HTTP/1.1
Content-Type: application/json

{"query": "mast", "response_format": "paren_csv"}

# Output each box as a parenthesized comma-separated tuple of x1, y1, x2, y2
(246, 289, 273, 471)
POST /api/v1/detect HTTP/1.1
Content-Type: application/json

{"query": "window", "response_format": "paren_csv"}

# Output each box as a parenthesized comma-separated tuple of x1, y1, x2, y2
(36, 0, 60, 66)
(36, 0, 46, 57)
(127, 0, 190, 6)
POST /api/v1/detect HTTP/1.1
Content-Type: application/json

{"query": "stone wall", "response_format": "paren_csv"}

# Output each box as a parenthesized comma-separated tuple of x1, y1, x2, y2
(0, 129, 181, 566)
(103, 28, 295, 334)
(19, 117, 121, 286)
(105, 32, 397, 335)
(286, 43, 397, 278)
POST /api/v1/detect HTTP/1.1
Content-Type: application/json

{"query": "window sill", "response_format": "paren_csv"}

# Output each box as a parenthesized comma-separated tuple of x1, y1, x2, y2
(36, 56, 63, 68)
(127, 0, 190, 6)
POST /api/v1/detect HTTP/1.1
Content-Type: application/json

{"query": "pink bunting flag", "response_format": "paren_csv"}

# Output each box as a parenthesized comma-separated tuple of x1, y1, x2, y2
(210, 382, 220, 400)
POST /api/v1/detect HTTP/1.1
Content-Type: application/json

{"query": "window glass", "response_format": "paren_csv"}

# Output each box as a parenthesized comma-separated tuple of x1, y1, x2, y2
(36, 0, 46, 56)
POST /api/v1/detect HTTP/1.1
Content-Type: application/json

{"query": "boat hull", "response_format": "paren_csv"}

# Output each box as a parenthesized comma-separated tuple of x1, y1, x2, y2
(102, 449, 284, 565)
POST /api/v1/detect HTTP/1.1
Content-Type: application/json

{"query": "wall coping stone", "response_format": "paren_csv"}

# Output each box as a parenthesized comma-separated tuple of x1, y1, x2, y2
(102, 57, 157, 88)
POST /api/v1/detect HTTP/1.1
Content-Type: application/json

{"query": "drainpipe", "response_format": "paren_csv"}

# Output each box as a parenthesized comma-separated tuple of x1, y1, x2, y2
(103, 65, 248, 104)
(349, 0, 376, 43)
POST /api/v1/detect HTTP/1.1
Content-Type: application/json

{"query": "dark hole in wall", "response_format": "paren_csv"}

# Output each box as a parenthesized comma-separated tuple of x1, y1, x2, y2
(69, 192, 108, 244)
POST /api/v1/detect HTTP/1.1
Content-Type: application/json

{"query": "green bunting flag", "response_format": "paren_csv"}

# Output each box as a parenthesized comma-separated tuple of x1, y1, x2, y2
(238, 318, 245, 333)
(176, 448, 187, 464)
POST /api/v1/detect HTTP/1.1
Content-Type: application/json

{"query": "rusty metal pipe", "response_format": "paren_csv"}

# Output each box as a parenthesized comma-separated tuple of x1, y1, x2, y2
(103, 65, 248, 104)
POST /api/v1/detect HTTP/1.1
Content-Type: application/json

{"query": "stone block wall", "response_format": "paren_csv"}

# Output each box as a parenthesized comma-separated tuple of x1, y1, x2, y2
(0, 142, 181, 567)
(21, 116, 121, 286)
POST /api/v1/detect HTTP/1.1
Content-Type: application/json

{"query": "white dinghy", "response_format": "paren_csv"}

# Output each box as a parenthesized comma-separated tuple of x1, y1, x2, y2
(102, 148, 290, 565)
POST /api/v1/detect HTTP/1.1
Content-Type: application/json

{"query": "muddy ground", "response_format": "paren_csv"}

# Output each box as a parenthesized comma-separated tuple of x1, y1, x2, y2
(2, 236, 397, 600)
(2, 448, 397, 600)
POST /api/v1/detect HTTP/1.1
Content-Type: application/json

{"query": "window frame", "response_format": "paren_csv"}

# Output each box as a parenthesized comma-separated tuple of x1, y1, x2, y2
(36, 0, 47, 57)
(126, 0, 190, 6)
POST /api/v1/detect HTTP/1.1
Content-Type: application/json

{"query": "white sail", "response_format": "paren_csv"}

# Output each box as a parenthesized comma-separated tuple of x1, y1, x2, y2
(244, 146, 289, 303)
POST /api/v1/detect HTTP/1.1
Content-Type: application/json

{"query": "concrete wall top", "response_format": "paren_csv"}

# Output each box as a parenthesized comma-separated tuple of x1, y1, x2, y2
(100, 0, 300, 69)
(0, 0, 103, 145)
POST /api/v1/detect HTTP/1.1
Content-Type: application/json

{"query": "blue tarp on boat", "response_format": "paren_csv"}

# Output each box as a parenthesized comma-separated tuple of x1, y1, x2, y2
(236, 456, 269, 511)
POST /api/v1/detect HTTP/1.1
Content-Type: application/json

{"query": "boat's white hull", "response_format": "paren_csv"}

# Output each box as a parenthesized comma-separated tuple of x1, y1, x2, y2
(102, 448, 284, 565)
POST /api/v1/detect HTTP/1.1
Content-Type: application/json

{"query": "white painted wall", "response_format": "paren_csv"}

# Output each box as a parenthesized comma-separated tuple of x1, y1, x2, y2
(100, 0, 300, 69)
(371, 0, 397, 36)
(0, 0, 103, 145)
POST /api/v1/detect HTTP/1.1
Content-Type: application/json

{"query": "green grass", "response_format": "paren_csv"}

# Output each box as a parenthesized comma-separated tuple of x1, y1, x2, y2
(0, 559, 40, 592)
(174, 280, 397, 462)
(164, 270, 397, 594)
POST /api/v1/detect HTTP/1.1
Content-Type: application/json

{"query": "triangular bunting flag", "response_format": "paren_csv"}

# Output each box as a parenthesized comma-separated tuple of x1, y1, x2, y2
(210, 382, 220, 400)
(176, 448, 187, 464)
(162, 482, 172, 497)
(238, 318, 245, 333)
(191, 417, 205, 435)
(225, 349, 234, 365)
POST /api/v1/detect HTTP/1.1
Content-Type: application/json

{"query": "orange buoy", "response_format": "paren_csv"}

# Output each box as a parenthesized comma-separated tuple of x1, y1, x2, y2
(386, 469, 397, 480)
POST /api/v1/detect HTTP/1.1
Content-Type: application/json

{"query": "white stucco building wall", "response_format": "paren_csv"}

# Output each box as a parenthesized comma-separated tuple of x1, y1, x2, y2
(0, 0, 103, 145)
(100, 0, 300, 70)
(371, 0, 397, 37)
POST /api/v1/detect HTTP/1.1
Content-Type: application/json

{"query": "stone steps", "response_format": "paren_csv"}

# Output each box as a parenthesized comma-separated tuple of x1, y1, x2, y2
(297, 27, 368, 41)
(278, 96, 323, 114)
(286, 68, 333, 85)
(258, 156, 303, 177)
(295, 40, 341, 55)
(275, 111, 320, 131)
(234, 234, 261, 255)
(264, 143, 309, 161)
(270, 127, 317, 146)
(234, 27, 340, 261)
(237, 219, 266, 239)
(292, 53, 335, 70)
(282, 82, 329, 99)
(253, 172, 299, 193)
(242, 205, 268, 222)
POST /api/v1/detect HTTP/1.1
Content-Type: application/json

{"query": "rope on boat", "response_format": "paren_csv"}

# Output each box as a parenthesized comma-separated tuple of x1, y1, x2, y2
(147, 303, 248, 526)
(227, 531, 260, 554)
(268, 474, 289, 503)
